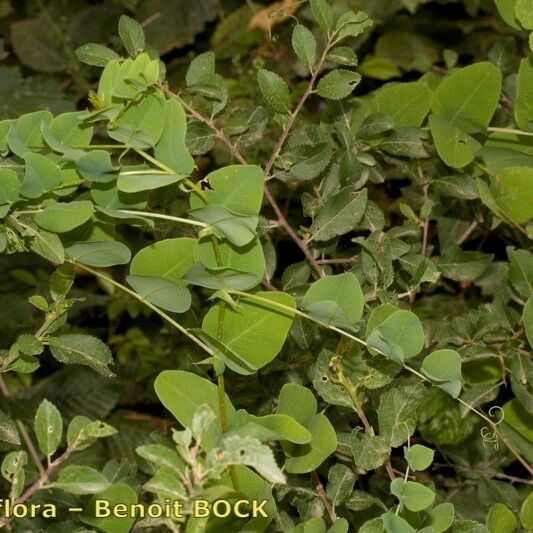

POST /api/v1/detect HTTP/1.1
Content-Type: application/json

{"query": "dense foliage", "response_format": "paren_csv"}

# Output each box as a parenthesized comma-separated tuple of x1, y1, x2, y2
(0, 0, 532, 531)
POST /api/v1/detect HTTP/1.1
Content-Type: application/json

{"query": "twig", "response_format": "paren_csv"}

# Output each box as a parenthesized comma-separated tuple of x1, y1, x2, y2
(486, 126, 533, 138)
(0, 447, 73, 528)
(311, 470, 337, 523)
(160, 85, 248, 165)
(0, 376, 45, 476)
(316, 257, 356, 265)
(263, 39, 333, 179)
(160, 84, 325, 278)
(456, 220, 479, 245)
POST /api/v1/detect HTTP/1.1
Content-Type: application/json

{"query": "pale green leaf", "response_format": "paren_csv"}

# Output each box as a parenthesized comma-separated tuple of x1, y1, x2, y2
(34, 399, 62, 457)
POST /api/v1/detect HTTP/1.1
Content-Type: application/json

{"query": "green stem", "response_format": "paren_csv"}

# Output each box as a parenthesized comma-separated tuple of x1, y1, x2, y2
(486, 126, 533, 137)
(70, 261, 214, 356)
(227, 290, 531, 469)
(133, 148, 209, 204)
(116, 210, 207, 228)
(120, 170, 172, 176)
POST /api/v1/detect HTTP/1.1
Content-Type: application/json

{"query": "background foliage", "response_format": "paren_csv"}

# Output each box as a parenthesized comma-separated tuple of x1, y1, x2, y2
(0, 0, 532, 532)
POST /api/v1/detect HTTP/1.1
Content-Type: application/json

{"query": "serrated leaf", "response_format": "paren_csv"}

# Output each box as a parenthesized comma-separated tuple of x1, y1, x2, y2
(292, 24, 316, 68)
(118, 15, 145, 55)
(310, 0, 334, 33)
(378, 379, 425, 447)
(34, 399, 62, 457)
(75, 43, 120, 67)
(257, 69, 292, 113)
(48, 334, 114, 377)
(54, 465, 110, 495)
(0, 410, 20, 445)
(317, 69, 361, 100)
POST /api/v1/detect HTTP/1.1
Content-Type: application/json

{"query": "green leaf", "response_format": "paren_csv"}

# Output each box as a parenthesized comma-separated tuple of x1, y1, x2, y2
(202, 291, 295, 374)
(108, 92, 166, 148)
(521, 492, 533, 530)
(371, 81, 432, 128)
(9, 110, 52, 157)
(81, 483, 138, 533)
(327, 464, 357, 506)
(126, 275, 191, 313)
(404, 444, 434, 471)
(422, 350, 462, 398)
(117, 171, 184, 193)
(76, 150, 118, 183)
(277, 383, 337, 473)
(190, 164, 264, 216)
(257, 69, 292, 113)
(486, 503, 517, 533)
(523, 298, 533, 349)
(35, 201, 94, 233)
(34, 399, 62, 457)
(390, 479, 435, 512)
(75, 43, 120, 67)
(154, 98, 195, 176)
(367, 309, 425, 363)
(317, 69, 361, 100)
(515, 0, 533, 29)
(491, 166, 533, 224)
(303, 272, 364, 330)
(190, 205, 258, 247)
(136, 444, 183, 475)
(425, 503, 455, 533)
(350, 431, 390, 473)
(220, 435, 285, 484)
(378, 379, 425, 447)
(310, 0, 334, 33)
(494, 0, 520, 29)
(287, 517, 327, 533)
(54, 465, 110, 495)
(0, 410, 20, 445)
(232, 412, 311, 445)
(67, 416, 117, 451)
(0, 169, 20, 205)
(515, 57, 533, 131)
(327, 46, 358, 66)
(431, 62, 502, 133)
(310, 187, 367, 241)
(130, 237, 195, 283)
(11, 17, 68, 73)
(380, 127, 428, 159)
(186, 51, 215, 86)
(382, 511, 416, 533)
(20, 152, 62, 198)
(193, 235, 265, 291)
(335, 11, 373, 41)
(29, 228, 65, 264)
(292, 24, 317, 68)
(502, 398, 533, 443)
(66, 241, 131, 267)
(118, 15, 145, 55)
(437, 249, 492, 281)
(48, 334, 114, 377)
(48, 111, 93, 148)
(154, 370, 232, 451)
(508, 248, 533, 299)
(429, 114, 480, 168)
